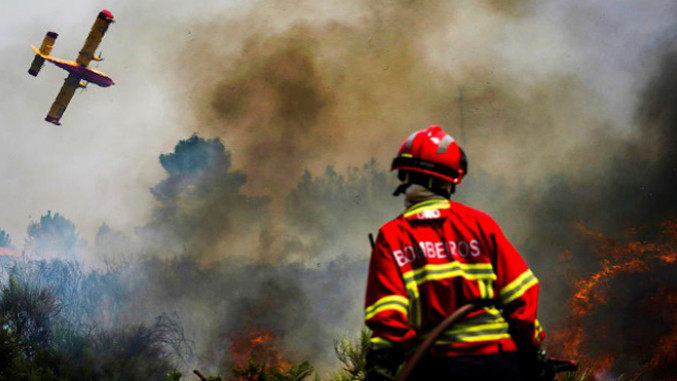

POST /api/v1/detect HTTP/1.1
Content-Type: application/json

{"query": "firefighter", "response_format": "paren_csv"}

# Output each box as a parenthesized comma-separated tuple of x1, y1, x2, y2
(364, 125, 545, 381)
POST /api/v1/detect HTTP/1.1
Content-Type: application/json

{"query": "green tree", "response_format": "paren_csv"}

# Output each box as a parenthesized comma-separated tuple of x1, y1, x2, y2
(232, 359, 313, 381)
(25, 211, 83, 258)
(0, 229, 12, 249)
(0, 274, 59, 359)
(330, 330, 369, 381)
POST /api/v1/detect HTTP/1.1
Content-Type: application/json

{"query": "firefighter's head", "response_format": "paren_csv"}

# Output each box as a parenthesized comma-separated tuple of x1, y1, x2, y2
(391, 125, 467, 198)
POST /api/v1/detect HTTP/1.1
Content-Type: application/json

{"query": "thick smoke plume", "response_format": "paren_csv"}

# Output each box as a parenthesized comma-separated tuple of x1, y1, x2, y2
(177, 0, 612, 201)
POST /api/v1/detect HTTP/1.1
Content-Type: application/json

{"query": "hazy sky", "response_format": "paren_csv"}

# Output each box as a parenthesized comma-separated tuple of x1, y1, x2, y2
(1, 0, 209, 242)
(1, 0, 675, 249)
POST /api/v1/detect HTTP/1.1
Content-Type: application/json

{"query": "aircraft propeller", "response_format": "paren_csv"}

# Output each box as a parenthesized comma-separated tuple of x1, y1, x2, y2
(95, 51, 104, 65)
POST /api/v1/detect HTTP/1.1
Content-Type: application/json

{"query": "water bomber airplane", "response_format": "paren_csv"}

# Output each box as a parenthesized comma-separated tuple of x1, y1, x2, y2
(28, 9, 115, 125)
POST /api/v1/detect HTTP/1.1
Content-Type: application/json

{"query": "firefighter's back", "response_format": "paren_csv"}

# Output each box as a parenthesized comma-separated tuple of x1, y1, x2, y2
(380, 199, 518, 357)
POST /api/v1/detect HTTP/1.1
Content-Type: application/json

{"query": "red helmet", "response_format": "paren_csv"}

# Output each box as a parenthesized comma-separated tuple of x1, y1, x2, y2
(391, 125, 467, 184)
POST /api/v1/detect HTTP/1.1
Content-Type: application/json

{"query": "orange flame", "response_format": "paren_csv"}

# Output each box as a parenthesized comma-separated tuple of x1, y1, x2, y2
(551, 220, 677, 378)
(648, 291, 677, 369)
(229, 328, 291, 377)
(250, 331, 273, 345)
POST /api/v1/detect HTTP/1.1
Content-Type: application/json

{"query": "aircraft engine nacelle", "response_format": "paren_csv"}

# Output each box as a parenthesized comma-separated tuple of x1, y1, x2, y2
(28, 31, 58, 77)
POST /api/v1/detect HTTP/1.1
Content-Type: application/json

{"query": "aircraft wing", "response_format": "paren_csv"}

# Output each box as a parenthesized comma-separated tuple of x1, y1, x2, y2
(75, 10, 115, 67)
(45, 74, 80, 125)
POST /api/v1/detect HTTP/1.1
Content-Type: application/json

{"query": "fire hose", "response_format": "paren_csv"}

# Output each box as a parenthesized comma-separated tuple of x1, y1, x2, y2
(394, 302, 579, 381)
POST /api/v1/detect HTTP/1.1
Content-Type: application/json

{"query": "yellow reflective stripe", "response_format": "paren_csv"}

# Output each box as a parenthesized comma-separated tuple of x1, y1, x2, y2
(484, 279, 494, 299)
(478, 279, 494, 299)
(403, 199, 450, 218)
(448, 322, 507, 334)
(403, 201, 450, 218)
(365, 295, 409, 320)
(435, 308, 510, 344)
(534, 319, 544, 342)
(500, 269, 538, 304)
(436, 322, 511, 344)
(402, 262, 496, 288)
(369, 337, 394, 350)
(450, 307, 504, 328)
(404, 283, 422, 330)
(407, 198, 445, 209)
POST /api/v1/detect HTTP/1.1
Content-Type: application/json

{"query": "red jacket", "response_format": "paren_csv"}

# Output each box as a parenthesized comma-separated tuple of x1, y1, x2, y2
(365, 199, 544, 357)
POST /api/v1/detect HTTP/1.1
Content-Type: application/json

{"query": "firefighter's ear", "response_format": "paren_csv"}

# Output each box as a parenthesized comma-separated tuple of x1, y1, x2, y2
(442, 181, 452, 193)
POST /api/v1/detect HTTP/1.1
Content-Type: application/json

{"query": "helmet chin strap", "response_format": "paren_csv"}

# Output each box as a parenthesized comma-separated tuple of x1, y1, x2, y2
(393, 171, 454, 199)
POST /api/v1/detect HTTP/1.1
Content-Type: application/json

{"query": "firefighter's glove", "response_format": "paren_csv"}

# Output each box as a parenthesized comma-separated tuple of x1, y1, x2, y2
(519, 348, 550, 381)
(365, 348, 404, 381)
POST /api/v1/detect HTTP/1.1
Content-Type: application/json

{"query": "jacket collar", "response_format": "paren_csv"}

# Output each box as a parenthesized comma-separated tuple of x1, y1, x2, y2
(403, 199, 451, 219)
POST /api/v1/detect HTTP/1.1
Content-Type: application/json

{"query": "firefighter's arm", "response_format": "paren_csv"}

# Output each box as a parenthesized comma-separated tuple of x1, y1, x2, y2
(488, 219, 545, 351)
(489, 221, 548, 380)
(364, 230, 414, 380)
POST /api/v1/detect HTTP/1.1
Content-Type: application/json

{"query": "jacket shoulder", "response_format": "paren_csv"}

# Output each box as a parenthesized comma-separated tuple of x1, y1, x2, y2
(448, 201, 499, 226)
(378, 213, 406, 234)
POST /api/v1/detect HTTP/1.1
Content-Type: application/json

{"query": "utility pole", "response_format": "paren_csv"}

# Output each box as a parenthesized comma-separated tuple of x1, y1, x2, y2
(458, 87, 466, 147)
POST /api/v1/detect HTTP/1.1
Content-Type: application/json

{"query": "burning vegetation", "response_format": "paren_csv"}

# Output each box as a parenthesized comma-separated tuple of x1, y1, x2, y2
(229, 329, 291, 373)
(549, 221, 677, 379)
